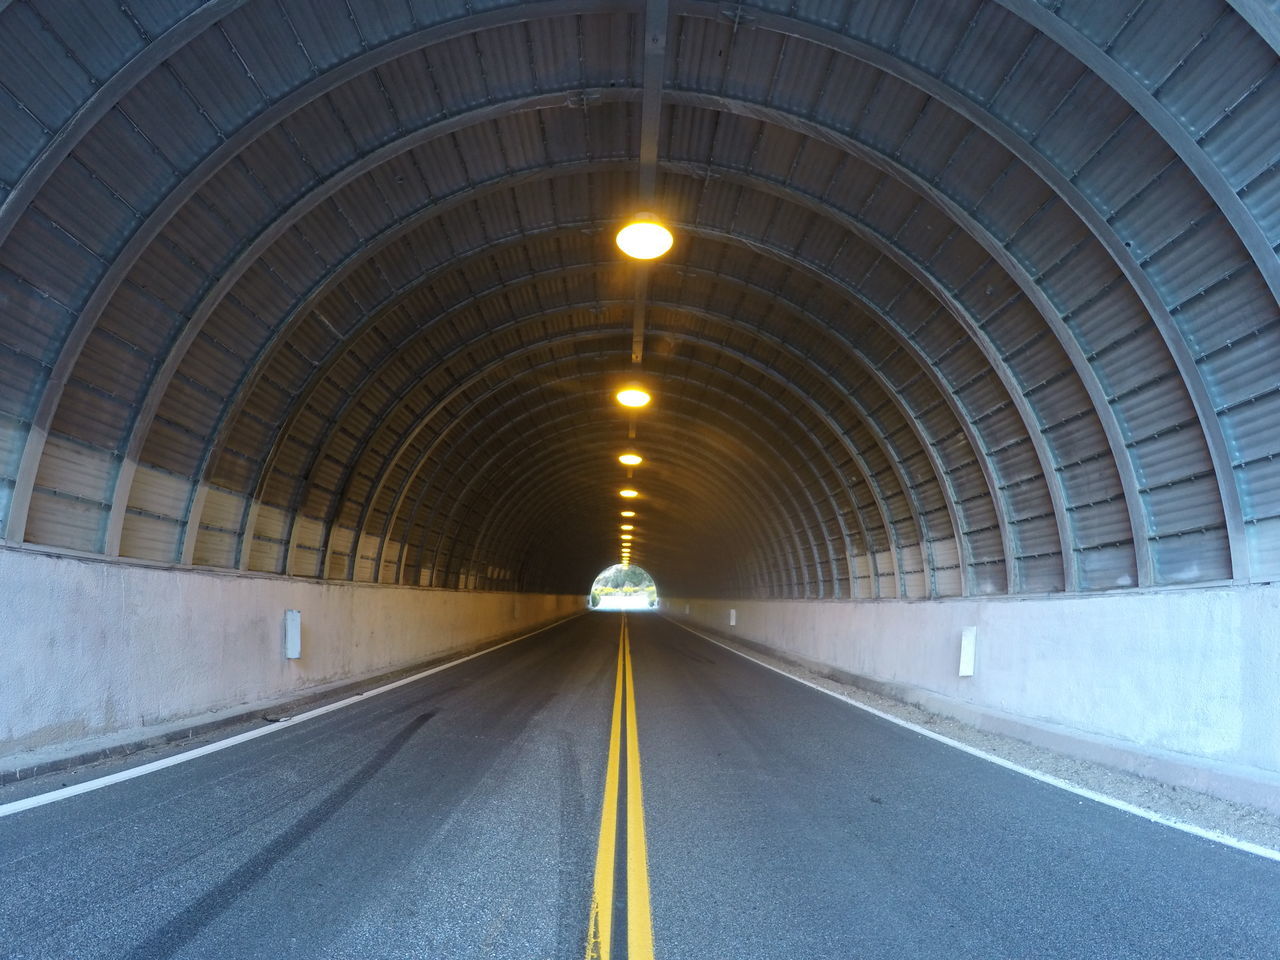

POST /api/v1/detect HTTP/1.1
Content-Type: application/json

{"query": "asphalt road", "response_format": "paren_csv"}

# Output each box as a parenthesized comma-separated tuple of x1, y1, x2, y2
(2, 613, 1277, 959)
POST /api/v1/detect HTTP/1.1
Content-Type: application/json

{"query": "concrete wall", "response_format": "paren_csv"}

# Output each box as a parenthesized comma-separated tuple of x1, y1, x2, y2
(668, 586, 1280, 808)
(1, 546, 581, 765)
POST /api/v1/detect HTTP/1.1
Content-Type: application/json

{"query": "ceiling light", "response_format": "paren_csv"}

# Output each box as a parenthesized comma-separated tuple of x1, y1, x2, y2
(615, 387, 651, 408)
(618, 452, 643, 466)
(619, 488, 638, 498)
(620, 510, 636, 518)
(621, 534, 633, 540)
(616, 216, 673, 260)
(620, 524, 634, 531)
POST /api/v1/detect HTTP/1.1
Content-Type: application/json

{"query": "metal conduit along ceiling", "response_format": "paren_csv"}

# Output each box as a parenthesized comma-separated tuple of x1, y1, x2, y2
(0, 0, 1276, 599)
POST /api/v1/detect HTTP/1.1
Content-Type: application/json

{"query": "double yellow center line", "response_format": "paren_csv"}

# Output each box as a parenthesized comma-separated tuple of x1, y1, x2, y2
(585, 614, 656, 960)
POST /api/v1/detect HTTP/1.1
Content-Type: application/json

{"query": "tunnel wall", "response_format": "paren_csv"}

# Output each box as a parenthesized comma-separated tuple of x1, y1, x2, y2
(0, 546, 581, 767)
(668, 586, 1280, 811)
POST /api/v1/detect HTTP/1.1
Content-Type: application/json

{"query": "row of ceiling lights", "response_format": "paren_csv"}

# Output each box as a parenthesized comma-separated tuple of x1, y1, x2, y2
(610, 215, 672, 568)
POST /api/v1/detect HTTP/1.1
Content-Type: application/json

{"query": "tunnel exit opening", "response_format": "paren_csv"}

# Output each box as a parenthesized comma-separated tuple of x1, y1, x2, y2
(588, 564, 659, 612)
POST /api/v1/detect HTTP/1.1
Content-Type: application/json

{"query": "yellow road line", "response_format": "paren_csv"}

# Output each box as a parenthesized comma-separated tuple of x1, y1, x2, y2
(623, 614, 657, 960)
(585, 622, 625, 960)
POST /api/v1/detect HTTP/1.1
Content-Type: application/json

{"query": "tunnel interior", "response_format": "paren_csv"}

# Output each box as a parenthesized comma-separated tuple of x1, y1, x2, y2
(0, 0, 1276, 609)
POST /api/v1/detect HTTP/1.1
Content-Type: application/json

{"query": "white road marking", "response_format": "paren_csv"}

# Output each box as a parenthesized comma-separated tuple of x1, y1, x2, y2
(0, 615, 581, 819)
(667, 617, 1280, 864)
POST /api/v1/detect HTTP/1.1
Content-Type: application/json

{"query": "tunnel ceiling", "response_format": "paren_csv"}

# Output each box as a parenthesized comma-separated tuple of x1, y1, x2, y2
(0, 0, 1278, 599)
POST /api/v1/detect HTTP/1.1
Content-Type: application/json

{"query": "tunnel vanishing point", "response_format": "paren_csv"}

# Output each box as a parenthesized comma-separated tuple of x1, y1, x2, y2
(1, 0, 1279, 824)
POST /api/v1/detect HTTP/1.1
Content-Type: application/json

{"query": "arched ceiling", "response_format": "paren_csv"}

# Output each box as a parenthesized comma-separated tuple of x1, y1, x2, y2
(0, 0, 1276, 598)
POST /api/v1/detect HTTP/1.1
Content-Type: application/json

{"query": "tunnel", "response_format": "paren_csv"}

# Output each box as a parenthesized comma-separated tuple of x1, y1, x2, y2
(1, 1, 1279, 956)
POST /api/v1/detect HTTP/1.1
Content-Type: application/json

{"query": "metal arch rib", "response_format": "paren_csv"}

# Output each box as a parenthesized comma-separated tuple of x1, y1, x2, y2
(99, 93, 632, 557)
(670, 269, 1018, 594)
(216, 217, 1005, 598)
(378, 315, 905, 598)
(98, 91, 1093, 589)
(463, 444, 788, 596)
(311, 328, 890, 593)
(678, 1, 1246, 579)
(677, 89, 1150, 586)
(461, 450, 784, 596)
(446, 408, 819, 598)
(411, 408, 808, 595)
(212, 203, 1015, 600)
(470, 462, 766, 594)
(2, 1, 636, 547)
(401, 411, 797, 591)
(229, 248, 876, 592)
(0, 0, 610, 246)
(172, 129, 1067, 589)
(388, 379, 840, 597)
(197, 167, 1018, 591)
(416, 379, 859, 600)
(232, 212, 998, 601)
(192, 173, 1032, 598)
(680, 216, 1064, 591)
(322, 328, 893, 595)
(159, 75, 1097, 593)
(660, 173, 1016, 591)
(991, 0, 1280, 310)
(655, 299, 973, 597)
(1225, 1, 1280, 56)
(0, 0, 249, 247)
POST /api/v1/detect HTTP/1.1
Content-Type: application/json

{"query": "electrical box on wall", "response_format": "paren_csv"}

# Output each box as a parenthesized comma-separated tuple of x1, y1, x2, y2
(959, 625, 977, 677)
(284, 609, 302, 660)
(729, 608, 736, 627)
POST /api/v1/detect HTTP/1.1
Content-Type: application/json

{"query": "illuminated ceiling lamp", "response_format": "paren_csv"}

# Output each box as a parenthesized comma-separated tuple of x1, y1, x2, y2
(615, 386, 651, 408)
(621, 534, 633, 540)
(619, 488, 639, 499)
(618, 452, 644, 466)
(616, 215, 673, 260)
(620, 510, 636, 518)
(620, 524, 634, 531)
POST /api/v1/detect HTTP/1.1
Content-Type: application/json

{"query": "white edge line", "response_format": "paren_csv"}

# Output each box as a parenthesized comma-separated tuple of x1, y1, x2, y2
(0, 614, 582, 819)
(665, 616, 1280, 864)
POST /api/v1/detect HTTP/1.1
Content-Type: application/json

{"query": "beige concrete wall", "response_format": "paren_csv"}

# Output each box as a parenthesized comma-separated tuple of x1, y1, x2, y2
(666, 586, 1280, 807)
(1, 546, 582, 763)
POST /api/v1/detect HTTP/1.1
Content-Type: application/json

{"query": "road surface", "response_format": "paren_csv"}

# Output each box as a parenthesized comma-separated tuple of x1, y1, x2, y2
(2, 613, 1277, 959)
